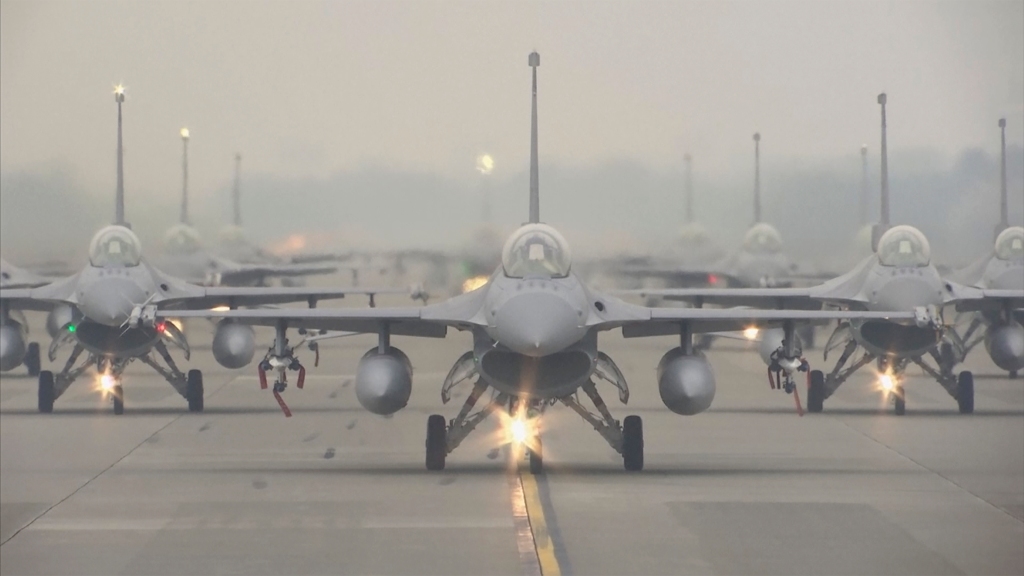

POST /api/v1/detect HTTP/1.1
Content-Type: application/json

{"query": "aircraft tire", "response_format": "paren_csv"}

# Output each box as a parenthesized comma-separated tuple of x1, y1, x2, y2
(425, 414, 447, 471)
(528, 437, 543, 475)
(894, 385, 906, 416)
(807, 370, 825, 413)
(622, 415, 644, 471)
(187, 369, 204, 412)
(24, 342, 41, 377)
(957, 371, 974, 414)
(38, 371, 55, 413)
(112, 384, 124, 415)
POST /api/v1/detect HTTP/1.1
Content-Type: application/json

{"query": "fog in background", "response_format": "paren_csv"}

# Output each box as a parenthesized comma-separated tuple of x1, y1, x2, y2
(2, 1, 1023, 270)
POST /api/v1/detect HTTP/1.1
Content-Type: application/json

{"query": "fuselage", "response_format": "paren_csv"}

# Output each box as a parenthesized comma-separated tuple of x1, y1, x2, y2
(473, 272, 597, 398)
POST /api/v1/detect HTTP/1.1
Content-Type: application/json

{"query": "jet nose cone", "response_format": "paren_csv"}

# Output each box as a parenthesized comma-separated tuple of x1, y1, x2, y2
(491, 291, 585, 357)
(79, 278, 148, 326)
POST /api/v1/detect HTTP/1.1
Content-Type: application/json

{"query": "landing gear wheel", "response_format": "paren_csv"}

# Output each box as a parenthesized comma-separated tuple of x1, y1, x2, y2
(939, 342, 957, 368)
(425, 414, 447, 471)
(38, 370, 55, 413)
(1010, 370, 1019, 379)
(528, 437, 544, 475)
(186, 369, 204, 412)
(893, 385, 905, 416)
(957, 371, 974, 414)
(622, 415, 644, 471)
(807, 370, 825, 413)
(112, 384, 124, 415)
(24, 342, 41, 377)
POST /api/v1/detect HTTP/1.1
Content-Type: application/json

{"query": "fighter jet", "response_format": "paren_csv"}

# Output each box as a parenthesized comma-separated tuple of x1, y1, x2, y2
(155, 54, 932, 472)
(944, 119, 1024, 377)
(217, 153, 358, 272)
(0, 85, 406, 415)
(152, 129, 338, 287)
(0, 258, 58, 376)
(627, 94, 1024, 415)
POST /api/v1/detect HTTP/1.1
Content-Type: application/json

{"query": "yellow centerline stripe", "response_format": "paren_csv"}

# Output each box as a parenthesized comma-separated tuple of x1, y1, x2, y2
(508, 474, 543, 576)
(520, 472, 563, 576)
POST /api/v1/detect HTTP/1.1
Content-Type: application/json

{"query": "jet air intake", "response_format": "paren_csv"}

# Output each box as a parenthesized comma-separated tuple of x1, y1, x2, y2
(355, 347, 413, 415)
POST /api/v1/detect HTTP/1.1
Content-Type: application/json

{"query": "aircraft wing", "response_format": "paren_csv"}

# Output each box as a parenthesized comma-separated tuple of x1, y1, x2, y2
(213, 262, 338, 286)
(159, 285, 421, 311)
(953, 288, 1024, 313)
(0, 273, 82, 311)
(614, 287, 826, 310)
(152, 286, 488, 337)
(584, 293, 923, 337)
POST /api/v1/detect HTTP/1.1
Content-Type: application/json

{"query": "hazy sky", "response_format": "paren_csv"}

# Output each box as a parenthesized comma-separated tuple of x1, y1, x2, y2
(2, 0, 1022, 201)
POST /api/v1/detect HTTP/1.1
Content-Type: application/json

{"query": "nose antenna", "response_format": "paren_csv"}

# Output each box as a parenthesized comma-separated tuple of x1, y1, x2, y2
(872, 93, 890, 251)
(683, 153, 693, 224)
(753, 133, 762, 224)
(180, 127, 191, 225)
(113, 84, 129, 228)
(528, 51, 540, 224)
(997, 118, 1008, 240)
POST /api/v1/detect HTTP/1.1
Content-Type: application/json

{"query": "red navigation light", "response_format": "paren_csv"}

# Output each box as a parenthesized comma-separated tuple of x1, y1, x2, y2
(708, 274, 720, 285)
(156, 321, 166, 333)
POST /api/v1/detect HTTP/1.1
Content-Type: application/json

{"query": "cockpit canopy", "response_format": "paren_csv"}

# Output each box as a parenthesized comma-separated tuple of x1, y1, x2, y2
(164, 223, 203, 254)
(994, 226, 1024, 261)
(89, 225, 142, 268)
(876, 225, 931, 267)
(501, 224, 572, 278)
(742, 223, 783, 254)
(678, 223, 712, 246)
(218, 225, 247, 246)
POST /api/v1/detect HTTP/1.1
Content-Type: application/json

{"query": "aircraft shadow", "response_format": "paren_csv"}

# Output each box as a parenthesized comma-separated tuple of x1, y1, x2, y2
(0, 405, 371, 416)
(710, 406, 1024, 417)
(169, 463, 927, 478)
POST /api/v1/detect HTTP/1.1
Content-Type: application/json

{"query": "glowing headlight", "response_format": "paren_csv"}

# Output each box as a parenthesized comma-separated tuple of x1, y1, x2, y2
(100, 374, 116, 391)
(879, 373, 895, 392)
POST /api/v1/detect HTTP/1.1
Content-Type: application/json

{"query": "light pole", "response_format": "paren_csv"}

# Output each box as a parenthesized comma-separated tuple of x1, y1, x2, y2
(753, 133, 761, 224)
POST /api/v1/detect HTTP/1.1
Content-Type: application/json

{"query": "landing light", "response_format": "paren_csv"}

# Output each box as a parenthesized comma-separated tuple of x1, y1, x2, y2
(879, 373, 895, 392)
(462, 275, 489, 293)
(211, 305, 230, 312)
(100, 374, 116, 392)
(510, 418, 528, 445)
(743, 327, 759, 340)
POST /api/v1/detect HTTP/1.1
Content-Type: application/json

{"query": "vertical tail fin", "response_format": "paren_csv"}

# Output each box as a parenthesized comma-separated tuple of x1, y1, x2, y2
(114, 85, 126, 226)
(997, 118, 1008, 239)
(860, 145, 869, 226)
(528, 51, 540, 224)
(180, 128, 190, 224)
(233, 153, 242, 227)
(753, 133, 762, 224)
(871, 93, 890, 251)
(684, 153, 693, 224)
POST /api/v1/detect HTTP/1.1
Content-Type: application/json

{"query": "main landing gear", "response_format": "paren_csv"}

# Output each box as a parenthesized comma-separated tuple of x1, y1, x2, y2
(426, 368, 643, 473)
(813, 323, 974, 415)
(39, 339, 202, 414)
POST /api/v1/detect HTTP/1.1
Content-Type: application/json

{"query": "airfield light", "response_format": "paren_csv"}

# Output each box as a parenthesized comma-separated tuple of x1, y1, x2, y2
(462, 275, 489, 293)
(510, 418, 529, 445)
(743, 327, 760, 340)
(180, 127, 190, 140)
(476, 153, 494, 175)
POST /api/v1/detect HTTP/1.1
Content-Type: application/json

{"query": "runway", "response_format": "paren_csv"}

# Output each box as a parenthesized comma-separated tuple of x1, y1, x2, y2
(2, 314, 1022, 575)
